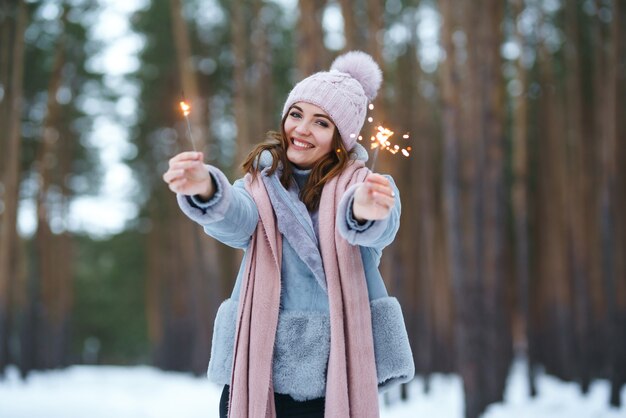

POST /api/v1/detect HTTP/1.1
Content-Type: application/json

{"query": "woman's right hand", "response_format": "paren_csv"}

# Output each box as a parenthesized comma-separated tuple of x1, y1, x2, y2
(162, 151, 214, 200)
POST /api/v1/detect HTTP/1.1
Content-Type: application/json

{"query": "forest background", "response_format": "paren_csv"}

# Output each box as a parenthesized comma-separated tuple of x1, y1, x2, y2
(0, 1, 624, 417)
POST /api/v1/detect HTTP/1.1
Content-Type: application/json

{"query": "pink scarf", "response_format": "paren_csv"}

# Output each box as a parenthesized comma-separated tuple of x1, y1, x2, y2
(228, 160, 380, 418)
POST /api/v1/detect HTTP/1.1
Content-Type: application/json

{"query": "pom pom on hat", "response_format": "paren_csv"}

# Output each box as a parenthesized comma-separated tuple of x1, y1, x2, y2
(330, 51, 382, 101)
(282, 50, 383, 151)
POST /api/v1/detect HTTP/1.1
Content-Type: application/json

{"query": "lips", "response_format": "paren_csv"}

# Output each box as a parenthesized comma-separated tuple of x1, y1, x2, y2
(290, 137, 314, 150)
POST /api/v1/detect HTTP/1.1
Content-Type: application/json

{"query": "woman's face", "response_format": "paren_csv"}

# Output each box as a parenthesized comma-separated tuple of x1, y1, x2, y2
(284, 102, 335, 169)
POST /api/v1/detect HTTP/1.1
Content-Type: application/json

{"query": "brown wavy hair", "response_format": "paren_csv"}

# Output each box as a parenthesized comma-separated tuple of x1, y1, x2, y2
(241, 113, 352, 212)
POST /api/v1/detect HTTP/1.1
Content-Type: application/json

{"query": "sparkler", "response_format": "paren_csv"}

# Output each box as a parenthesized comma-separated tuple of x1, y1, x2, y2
(359, 104, 411, 172)
(179, 95, 197, 152)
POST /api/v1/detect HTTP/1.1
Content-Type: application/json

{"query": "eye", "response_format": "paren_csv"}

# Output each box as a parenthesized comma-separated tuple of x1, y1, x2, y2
(316, 119, 330, 128)
(289, 111, 302, 119)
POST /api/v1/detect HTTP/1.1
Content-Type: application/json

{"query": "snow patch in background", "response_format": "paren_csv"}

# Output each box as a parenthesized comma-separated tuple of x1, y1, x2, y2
(1, 359, 624, 418)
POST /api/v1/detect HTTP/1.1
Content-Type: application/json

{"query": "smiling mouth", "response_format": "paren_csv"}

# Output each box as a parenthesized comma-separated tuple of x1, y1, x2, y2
(291, 138, 314, 149)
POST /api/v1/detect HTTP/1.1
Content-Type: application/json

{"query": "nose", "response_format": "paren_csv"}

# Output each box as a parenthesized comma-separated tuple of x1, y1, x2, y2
(294, 121, 311, 136)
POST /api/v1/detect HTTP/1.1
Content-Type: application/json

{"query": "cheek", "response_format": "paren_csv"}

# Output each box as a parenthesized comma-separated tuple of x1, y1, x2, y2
(320, 132, 334, 152)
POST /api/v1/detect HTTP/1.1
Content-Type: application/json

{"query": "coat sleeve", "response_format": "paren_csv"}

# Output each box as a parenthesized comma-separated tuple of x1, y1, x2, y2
(336, 174, 400, 251)
(177, 165, 258, 249)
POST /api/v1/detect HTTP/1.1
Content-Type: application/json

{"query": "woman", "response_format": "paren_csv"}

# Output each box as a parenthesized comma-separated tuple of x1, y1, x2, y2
(163, 51, 414, 418)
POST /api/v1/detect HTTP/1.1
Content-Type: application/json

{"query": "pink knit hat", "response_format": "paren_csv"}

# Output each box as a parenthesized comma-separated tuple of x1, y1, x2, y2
(282, 51, 382, 151)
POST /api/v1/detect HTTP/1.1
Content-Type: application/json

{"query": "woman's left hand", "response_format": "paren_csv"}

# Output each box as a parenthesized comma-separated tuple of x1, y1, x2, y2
(352, 173, 396, 221)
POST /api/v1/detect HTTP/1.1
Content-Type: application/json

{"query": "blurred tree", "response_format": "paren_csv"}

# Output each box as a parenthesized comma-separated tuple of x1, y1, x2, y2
(0, 0, 27, 376)
(232, 0, 253, 164)
(250, 0, 274, 136)
(440, 0, 510, 416)
(563, 0, 591, 394)
(599, 0, 621, 406)
(296, 0, 327, 75)
(615, 0, 626, 406)
(338, 0, 366, 51)
(18, 0, 104, 375)
(25, 5, 73, 372)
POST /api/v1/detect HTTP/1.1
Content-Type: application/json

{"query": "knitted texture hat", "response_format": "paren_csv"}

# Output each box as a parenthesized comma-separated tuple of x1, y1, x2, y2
(282, 51, 382, 151)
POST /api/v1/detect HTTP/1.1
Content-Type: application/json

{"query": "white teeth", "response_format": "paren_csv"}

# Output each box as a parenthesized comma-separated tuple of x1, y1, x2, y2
(293, 139, 313, 148)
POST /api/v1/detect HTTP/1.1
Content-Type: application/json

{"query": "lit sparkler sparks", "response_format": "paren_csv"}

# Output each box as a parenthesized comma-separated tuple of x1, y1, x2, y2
(179, 96, 197, 151)
(359, 104, 411, 171)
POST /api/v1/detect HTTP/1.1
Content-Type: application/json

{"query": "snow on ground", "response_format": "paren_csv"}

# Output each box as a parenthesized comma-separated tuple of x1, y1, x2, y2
(0, 359, 624, 418)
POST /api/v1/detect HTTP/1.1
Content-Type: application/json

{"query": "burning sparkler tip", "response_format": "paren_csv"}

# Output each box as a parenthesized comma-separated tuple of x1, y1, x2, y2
(179, 100, 191, 116)
(177, 95, 196, 151)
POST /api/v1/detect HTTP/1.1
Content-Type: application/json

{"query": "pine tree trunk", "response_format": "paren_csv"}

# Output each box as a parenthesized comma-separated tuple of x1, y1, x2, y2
(460, 0, 487, 414)
(296, 0, 327, 77)
(366, 0, 383, 65)
(393, 15, 423, 398)
(440, 1, 509, 415)
(38, 15, 65, 370)
(0, 0, 26, 374)
(232, 0, 252, 164)
(338, 0, 362, 51)
(564, 0, 592, 393)
(440, 1, 473, 416)
(600, 0, 620, 406)
(614, 0, 626, 405)
(24, 7, 70, 371)
(510, 0, 534, 395)
(479, 0, 509, 405)
(251, 0, 274, 136)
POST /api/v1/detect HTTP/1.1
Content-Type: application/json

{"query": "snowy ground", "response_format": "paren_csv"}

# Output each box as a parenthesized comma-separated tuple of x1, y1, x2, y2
(0, 359, 624, 418)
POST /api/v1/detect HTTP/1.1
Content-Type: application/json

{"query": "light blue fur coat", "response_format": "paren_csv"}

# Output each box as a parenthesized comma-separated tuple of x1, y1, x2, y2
(177, 145, 414, 401)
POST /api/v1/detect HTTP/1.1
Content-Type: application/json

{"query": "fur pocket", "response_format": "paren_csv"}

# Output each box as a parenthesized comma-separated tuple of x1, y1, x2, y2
(207, 298, 238, 384)
(371, 296, 415, 391)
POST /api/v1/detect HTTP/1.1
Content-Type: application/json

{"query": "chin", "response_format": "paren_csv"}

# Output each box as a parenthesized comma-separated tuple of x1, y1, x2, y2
(287, 153, 313, 169)
(289, 160, 312, 169)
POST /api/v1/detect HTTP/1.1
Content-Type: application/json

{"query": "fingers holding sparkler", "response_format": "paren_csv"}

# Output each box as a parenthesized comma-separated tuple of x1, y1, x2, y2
(352, 173, 397, 221)
(163, 151, 214, 199)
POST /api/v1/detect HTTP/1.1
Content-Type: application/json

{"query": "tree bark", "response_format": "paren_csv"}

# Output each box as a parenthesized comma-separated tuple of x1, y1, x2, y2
(0, 0, 26, 374)
(510, 0, 534, 396)
(232, 0, 253, 164)
(615, 0, 626, 405)
(366, 0, 383, 65)
(35, 20, 66, 370)
(480, 0, 508, 405)
(251, 0, 274, 136)
(564, 0, 592, 393)
(337, 0, 363, 51)
(440, 1, 471, 416)
(599, 0, 620, 406)
(296, 0, 327, 77)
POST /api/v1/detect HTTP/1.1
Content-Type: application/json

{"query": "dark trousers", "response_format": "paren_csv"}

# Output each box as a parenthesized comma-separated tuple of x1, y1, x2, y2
(219, 384, 325, 418)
